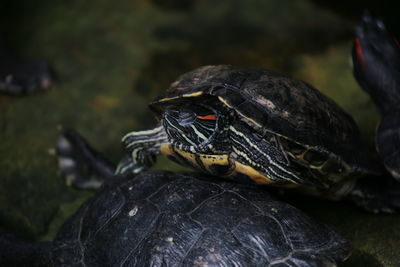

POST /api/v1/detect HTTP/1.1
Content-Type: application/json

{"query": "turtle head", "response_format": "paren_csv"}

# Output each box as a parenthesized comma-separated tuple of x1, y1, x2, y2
(162, 101, 231, 154)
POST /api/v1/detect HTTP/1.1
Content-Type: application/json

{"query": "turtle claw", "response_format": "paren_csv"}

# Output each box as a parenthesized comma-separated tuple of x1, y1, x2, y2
(56, 129, 115, 189)
(376, 106, 400, 181)
(347, 176, 400, 214)
(120, 124, 167, 174)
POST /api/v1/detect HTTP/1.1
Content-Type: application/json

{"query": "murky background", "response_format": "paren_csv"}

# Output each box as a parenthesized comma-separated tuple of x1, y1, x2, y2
(0, 0, 399, 266)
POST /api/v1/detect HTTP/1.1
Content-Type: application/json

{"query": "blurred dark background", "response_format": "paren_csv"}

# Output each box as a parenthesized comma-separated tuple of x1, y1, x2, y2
(0, 0, 399, 266)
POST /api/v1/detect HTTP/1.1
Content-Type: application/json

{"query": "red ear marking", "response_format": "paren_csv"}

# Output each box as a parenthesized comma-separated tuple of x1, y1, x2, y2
(355, 37, 365, 70)
(197, 115, 217, 120)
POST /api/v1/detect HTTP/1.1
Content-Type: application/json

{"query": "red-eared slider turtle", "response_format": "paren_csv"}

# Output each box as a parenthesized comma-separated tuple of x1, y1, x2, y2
(0, 171, 351, 266)
(352, 14, 400, 181)
(118, 64, 385, 193)
(56, 59, 400, 213)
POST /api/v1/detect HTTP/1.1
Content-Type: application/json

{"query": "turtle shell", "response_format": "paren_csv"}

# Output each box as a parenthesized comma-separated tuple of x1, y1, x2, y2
(150, 65, 373, 171)
(352, 14, 400, 181)
(51, 171, 351, 266)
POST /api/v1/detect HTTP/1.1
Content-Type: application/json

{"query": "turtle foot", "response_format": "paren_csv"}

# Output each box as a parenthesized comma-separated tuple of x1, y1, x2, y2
(118, 124, 166, 174)
(376, 106, 400, 182)
(56, 128, 115, 189)
(347, 176, 400, 214)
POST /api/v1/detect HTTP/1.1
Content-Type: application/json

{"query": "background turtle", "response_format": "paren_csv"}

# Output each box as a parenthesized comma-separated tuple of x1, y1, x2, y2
(0, 170, 351, 266)
(0, 35, 53, 95)
(352, 14, 400, 181)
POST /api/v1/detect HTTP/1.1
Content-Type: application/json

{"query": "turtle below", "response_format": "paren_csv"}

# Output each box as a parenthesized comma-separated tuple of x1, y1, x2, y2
(0, 171, 351, 267)
(352, 14, 400, 181)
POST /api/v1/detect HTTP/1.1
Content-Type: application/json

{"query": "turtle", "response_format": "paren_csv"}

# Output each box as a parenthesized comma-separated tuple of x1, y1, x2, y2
(55, 59, 400, 213)
(0, 170, 351, 267)
(0, 35, 53, 95)
(117, 64, 384, 192)
(109, 63, 400, 212)
(352, 13, 400, 181)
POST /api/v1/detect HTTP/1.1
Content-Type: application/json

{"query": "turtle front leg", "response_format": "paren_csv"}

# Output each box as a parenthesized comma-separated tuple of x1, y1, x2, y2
(116, 124, 169, 175)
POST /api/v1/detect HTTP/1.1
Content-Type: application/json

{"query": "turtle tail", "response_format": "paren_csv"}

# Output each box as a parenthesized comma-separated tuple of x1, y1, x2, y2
(56, 128, 116, 189)
(0, 233, 52, 266)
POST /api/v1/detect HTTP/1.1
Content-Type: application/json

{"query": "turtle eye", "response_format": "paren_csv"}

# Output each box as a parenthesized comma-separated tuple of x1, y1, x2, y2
(162, 104, 219, 149)
(178, 110, 196, 127)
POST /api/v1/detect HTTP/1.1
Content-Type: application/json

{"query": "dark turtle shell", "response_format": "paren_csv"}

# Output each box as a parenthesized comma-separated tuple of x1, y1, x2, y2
(51, 171, 351, 266)
(352, 15, 400, 181)
(150, 65, 377, 173)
